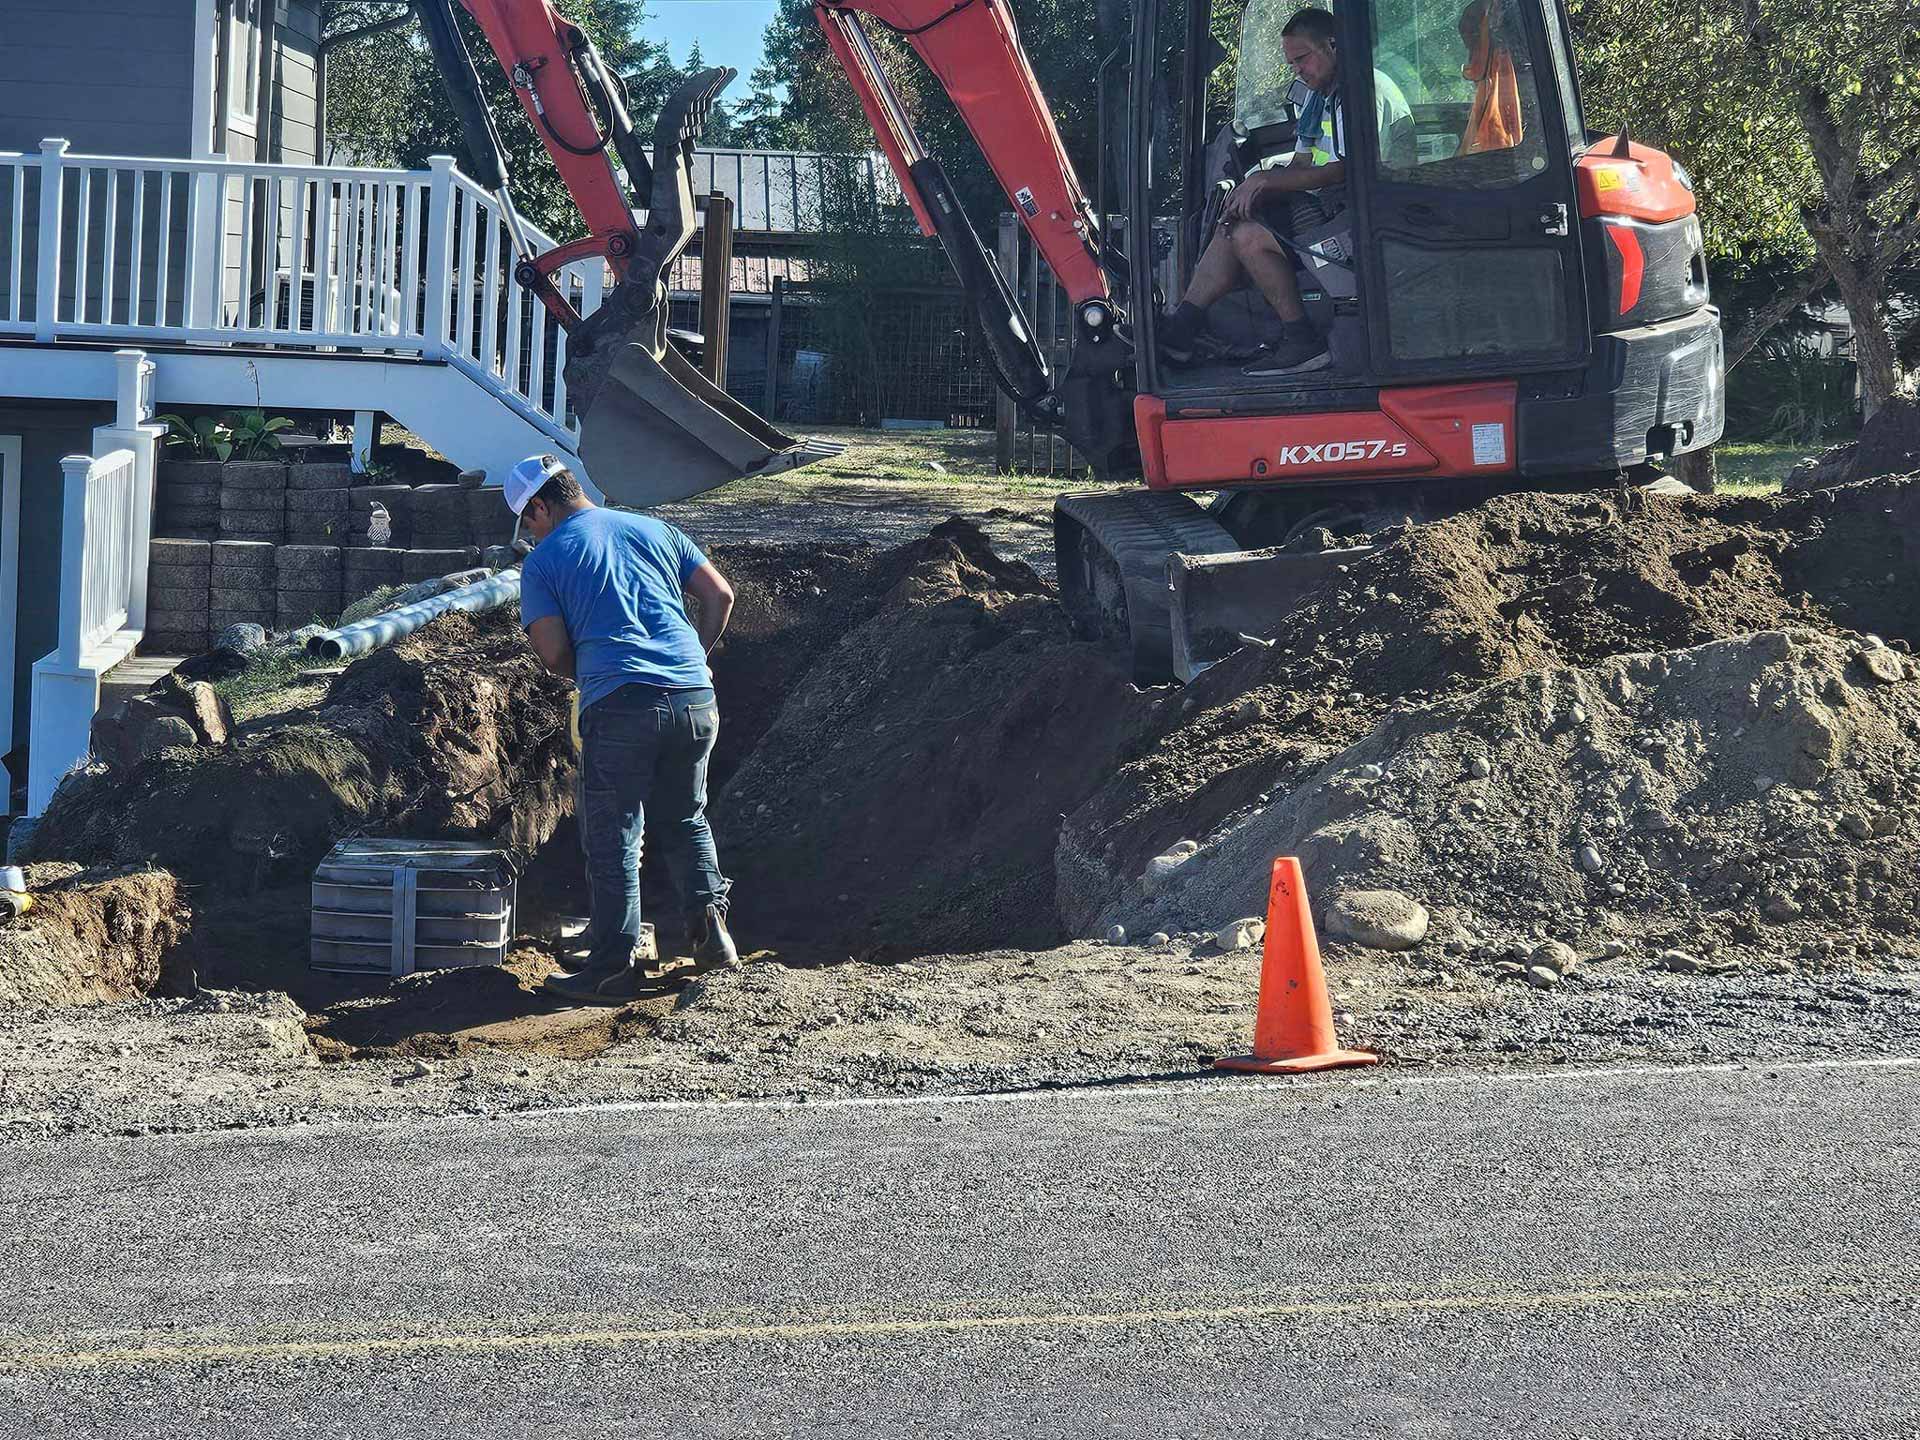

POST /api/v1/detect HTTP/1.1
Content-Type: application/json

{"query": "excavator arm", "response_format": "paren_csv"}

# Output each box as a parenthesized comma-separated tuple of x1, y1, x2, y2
(814, 0, 1136, 471)
(415, 0, 841, 504)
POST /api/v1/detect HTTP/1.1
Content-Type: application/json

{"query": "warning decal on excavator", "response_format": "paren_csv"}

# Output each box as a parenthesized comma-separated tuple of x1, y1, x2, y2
(1014, 186, 1039, 217)
(1471, 422, 1507, 466)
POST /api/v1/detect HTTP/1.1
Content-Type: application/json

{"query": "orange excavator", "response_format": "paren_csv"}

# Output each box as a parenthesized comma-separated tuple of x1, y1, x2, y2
(426, 0, 1722, 681)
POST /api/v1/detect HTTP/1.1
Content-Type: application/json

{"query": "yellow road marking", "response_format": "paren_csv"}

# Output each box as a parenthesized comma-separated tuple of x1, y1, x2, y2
(0, 1276, 1903, 1373)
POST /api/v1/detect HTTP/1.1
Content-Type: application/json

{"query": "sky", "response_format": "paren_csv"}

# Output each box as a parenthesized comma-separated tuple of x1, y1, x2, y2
(642, 0, 782, 88)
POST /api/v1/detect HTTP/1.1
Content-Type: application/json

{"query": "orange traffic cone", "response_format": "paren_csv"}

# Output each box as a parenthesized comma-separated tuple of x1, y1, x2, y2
(1215, 857, 1379, 1074)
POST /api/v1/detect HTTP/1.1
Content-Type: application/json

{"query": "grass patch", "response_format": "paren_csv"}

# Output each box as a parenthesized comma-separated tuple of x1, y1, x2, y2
(1715, 442, 1814, 495)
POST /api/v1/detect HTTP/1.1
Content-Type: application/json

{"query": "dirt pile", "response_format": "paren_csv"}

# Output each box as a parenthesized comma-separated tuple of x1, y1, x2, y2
(1116, 629, 1920, 963)
(29, 609, 575, 892)
(0, 864, 190, 1005)
(1061, 478, 1920, 963)
(714, 519, 1147, 954)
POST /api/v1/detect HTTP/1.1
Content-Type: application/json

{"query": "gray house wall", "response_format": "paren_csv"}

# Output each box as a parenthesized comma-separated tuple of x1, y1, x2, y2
(0, 401, 115, 782)
(0, 2, 197, 159)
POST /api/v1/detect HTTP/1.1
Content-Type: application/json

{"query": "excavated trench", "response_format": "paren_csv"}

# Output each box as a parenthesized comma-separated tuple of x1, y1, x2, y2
(14, 476, 1920, 1064)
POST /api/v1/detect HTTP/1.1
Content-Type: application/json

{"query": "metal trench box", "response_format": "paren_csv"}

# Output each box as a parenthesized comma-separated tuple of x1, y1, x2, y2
(309, 839, 518, 976)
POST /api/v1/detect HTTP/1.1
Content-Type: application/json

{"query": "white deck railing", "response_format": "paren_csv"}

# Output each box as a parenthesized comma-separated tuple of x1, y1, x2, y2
(58, 448, 140, 662)
(0, 141, 605, 446)
(27, 349, 160, 816)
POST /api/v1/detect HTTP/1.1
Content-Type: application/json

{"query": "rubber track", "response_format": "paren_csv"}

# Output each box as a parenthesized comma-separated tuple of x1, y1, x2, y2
(1054, 490, 1238, 682)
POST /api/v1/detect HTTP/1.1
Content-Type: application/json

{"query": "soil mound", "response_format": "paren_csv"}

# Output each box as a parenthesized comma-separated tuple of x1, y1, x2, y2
(29, 609, 575, 892)
(0, 865, 190, 1005)
(1061, 478, 1920, 933)
(715, 519, 1147, 954)
(1117, 630, 1920, 963)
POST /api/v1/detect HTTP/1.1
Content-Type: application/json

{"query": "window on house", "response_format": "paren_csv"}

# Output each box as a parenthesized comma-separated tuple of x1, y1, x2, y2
(229, 0, 261, 123)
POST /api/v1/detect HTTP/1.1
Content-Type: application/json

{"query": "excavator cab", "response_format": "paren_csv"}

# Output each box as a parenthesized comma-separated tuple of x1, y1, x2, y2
(1047, 0, 1723, 678)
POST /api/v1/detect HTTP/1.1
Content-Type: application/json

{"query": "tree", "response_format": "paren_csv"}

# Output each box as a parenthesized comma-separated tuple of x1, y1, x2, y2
(1574, 0, 1920, 414)
(682, 40, 742, 147)
(321, 0, 680, 239)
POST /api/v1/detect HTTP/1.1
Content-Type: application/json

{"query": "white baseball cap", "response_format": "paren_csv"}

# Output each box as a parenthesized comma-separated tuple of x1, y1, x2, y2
(504, 453, 571, 515)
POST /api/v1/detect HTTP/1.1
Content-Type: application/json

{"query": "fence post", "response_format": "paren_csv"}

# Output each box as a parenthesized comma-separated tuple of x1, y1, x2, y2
(34, 139, 67, 342)
(422, 156, 455, 363)
(700, 192, 735, 389)
(55, 455, 91, 668)
(763, 275, 785, 420)
(994, 212, 1019, 474)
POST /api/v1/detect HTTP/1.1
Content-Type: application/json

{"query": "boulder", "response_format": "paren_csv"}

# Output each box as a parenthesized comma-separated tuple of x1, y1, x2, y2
(1323, 888, 1429, 951)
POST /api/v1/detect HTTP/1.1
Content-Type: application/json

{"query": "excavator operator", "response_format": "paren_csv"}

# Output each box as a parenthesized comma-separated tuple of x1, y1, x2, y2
(1158, 6, 1412, 376)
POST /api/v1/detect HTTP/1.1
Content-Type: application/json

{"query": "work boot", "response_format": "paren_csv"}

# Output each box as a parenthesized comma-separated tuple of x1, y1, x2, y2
(1158, 302, 1206, 366)
(543, 961, 647, 1007)
(683, 904, 739, 977)
(1241, 321, 1331, 376)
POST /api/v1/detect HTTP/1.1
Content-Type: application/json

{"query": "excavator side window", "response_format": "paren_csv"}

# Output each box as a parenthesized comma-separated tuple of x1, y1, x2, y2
(1368, 0, 1549, 186)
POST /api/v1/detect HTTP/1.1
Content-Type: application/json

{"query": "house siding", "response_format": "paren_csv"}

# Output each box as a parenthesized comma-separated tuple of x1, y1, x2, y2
(0, 2, 196, 160)
(0, 401, 115, 768)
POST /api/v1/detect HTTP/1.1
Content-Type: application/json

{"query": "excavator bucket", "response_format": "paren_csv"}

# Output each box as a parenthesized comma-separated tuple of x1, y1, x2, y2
(1165, 544, 1373, 681)
(564, 68, 842, 507)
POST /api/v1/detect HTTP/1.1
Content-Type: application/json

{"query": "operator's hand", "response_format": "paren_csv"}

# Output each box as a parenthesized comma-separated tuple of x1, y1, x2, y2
(1220, 170, 1276, 222)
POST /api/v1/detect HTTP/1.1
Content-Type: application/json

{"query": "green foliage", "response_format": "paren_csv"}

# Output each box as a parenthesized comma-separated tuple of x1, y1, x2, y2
(224, 410, 296, 461)
(156, 411, 295, 462)
(156, 413, 232, 461)
(1723, 347, 1859, 445)
(794, 157, 954, 421)
(322, 0, 680, 240)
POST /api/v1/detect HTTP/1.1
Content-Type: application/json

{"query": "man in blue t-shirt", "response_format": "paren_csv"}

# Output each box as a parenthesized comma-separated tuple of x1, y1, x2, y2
(507, 453, 738, 1005)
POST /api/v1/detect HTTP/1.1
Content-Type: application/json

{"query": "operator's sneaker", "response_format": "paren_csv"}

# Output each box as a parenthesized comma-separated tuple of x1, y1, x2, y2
(682, 904, 739, 977)
(1241, 327, 1331, 376)
(543, 962, 646, 1007)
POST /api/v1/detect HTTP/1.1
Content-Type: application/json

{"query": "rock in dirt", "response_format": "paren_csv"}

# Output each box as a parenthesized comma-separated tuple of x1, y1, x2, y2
(215, 622, 268, 654)
(137, 715, 199, 759)
(1531, 940, 1577, 974)
(90, 673, 235, 770)
(1214, 917, 1265, 951)
(1324, 890, 1430, 950)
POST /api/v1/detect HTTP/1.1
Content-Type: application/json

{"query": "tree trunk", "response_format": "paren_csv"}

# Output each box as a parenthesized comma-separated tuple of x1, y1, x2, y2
(1830, 280, 1901, 420)
(1672, 447, 1718, 494)
(1795, 94, 1903, 419)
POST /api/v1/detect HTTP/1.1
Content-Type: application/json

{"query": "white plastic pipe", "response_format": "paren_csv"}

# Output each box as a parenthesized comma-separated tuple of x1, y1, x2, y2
(308, 568, 522, 662)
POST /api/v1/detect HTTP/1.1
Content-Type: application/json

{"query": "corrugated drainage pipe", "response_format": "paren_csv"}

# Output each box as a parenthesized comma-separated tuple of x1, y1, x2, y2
(308, 569, 523, 662)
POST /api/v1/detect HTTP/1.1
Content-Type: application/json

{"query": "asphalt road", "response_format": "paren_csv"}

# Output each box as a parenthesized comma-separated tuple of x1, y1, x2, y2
(1, 1060, 1916, 1438)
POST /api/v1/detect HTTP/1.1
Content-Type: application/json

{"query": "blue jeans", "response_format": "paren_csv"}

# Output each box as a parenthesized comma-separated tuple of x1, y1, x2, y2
(578, 683, 729, 971)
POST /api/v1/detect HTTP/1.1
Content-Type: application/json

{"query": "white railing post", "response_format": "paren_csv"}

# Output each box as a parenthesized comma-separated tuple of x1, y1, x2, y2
(34, 139, 67, 341)
(113, 347, 153, 430)
(422, 156, 455, 361)
(54, 455, 90, 668)
(105, 349, 158, 633)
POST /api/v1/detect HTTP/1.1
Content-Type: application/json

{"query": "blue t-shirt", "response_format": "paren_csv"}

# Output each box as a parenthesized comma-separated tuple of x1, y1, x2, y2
(519, 507, 710, 709)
